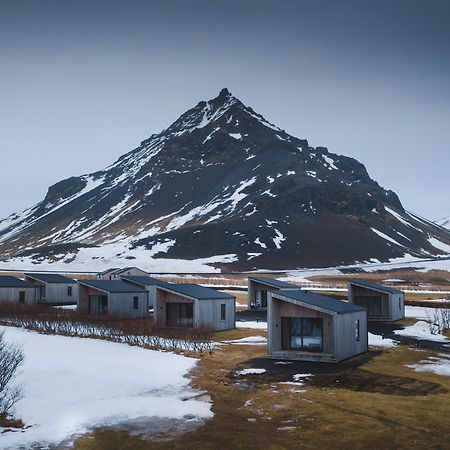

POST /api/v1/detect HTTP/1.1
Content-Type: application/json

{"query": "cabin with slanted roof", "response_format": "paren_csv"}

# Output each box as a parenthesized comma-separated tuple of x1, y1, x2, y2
(97, 267, 148, 280)
(25, 273, 78, 305)
(0, 276, 36, 305)
(77, 280, 149, 318)
(154, 284, 235, 331)
(120, 275, 170, 309)
(347, 279, 404, 322)
(268, 289, 367, 363)
(247, 277, 301, 309)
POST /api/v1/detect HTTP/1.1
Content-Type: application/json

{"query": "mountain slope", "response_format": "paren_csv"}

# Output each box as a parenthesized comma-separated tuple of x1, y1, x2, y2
(1, 88, 449, 271)
(436, 216, 450, 231)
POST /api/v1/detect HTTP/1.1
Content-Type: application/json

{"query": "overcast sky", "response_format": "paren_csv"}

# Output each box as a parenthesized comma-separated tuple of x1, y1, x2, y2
(1, 0, 449, 221)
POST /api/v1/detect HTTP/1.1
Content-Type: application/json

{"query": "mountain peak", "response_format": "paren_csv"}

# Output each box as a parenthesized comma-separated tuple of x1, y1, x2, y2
(218, 87, 231, 98)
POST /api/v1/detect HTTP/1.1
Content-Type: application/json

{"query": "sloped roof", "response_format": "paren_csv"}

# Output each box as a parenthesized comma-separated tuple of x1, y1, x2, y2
(121, 275, 170, 288)
(274, 289, 366, 314)
(97, 267, 120, 276)
(348, 279, 403, 294)
(25, 273, 77, 284)
(248, 277, 300, 290)
(158, 283, 235, 300)
(0, 276, 35, 288)
(79, 280, 147, 293)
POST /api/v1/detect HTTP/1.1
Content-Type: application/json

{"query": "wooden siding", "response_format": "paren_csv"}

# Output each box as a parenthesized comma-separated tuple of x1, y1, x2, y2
(155, 289, 235, 331)
(77, 284, 148, 318)
(348, 282, 404, 322)
(0, 287, 36, 305)
(268, 292, 368, 363)
(25, 277, 78, 305)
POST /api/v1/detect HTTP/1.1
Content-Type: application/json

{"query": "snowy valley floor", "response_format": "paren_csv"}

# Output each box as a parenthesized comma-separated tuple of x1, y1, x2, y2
(1, 302, 449, 449)
(0, 327, 212, 449)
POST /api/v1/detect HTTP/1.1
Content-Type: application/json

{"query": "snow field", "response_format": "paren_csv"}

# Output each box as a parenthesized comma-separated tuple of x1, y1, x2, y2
(0, 326, 212, 449)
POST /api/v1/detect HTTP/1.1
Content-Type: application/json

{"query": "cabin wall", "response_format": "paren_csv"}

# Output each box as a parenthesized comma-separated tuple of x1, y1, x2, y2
(0, 287, 36, 305)
(333, 311, 368, 361)
(268, 294, 334, 361)
(196, 298, 235, 331)
(348, 283, 404, 322)
(108, 292, 148, 318)
(155, 290, 235, 331)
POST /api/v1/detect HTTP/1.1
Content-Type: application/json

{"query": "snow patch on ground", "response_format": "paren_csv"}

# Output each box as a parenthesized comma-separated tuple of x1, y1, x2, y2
(236, 368, 266, 375)
(236, 321, 267, 330)
(0, 326, 212, 449)
(394, 321, 448, 342)
(368, 333, 397, 348)
(223, 336, 267, 346)
(407, 353, 450, 377)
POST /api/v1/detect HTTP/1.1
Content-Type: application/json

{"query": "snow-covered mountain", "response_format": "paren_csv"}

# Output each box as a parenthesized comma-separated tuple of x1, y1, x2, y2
(435, 216, 450, 231)
(1, 88, 449, 272)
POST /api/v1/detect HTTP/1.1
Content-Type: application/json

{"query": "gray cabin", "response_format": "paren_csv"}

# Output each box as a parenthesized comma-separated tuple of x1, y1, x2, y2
(248, 277, 301, 309)
(347, 280, 404, 322)
(0, 276, 36, 305)
(96, 267, 148, 280)
(154, 284, 235, 331)
(120, 275, 170, 309)
(96, 268, 120, 280)
(77, 280, 148, 318)
(268, 289, 368, 363)
(25, 273, 78, 305)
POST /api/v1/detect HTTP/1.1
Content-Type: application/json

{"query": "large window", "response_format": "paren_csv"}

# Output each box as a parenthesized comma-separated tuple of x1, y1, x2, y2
(166, 303, 194, 327)
(281, 317, 323, 352)
(354, 295, 382, 316)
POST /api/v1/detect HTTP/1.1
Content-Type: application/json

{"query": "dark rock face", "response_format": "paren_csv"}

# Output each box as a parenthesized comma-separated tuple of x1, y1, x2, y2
(0, 89, 449, 270)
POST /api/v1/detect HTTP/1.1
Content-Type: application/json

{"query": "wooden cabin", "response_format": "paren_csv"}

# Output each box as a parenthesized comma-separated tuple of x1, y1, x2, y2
(96, 268, 120, 280)
(96, 267, 148, 280)
(347, 280, 404, 322)
(77, 280, 148, 318)
(0, 276, 36, 305)
(268, 289, 368, 363)
(25, 273, 78, 305)
(247, 277, 301, 309)
(154, 284, 235, 331)
(120, 275, 170, 309)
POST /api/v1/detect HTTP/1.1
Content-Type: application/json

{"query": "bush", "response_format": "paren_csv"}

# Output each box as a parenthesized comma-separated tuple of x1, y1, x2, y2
(427, 308, 450, 335)
(0, 330, 24, 414)
(0, 303, 213, 353)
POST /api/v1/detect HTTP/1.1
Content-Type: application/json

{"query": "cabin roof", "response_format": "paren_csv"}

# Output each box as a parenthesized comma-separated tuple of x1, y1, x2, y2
(275, 289, 367, 314)
(0, 276, 35, 288)
(348, 279, 403, 294)
(158, 283, 235, 300)
(25, 273, 77, 284)
(79, 280, 147, 293)
(248, 277, 299, 289)
(121, 275, 170, 288)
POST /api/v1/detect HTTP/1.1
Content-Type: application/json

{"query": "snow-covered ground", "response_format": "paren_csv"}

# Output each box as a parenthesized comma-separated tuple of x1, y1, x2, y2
(236, 320, 267, 330)
(394, 321, 448, 342)
(368, 333, 397, 348)
(0, 326, 212, 449)
(223, 336, 267, 346)
(408, 353, 450, 377)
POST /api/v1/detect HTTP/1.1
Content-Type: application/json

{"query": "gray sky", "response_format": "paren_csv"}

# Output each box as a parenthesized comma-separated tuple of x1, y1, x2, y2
(1, 0, 449, 221)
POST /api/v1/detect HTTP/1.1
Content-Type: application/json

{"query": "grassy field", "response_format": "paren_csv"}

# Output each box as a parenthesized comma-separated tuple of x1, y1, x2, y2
(74, 327, 450, 450)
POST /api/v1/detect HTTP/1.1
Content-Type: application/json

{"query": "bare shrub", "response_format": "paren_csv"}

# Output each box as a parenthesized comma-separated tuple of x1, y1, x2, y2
(427, 308, 450, 335)
(0, 302, 213, 353)
(0, 330, 24, 414)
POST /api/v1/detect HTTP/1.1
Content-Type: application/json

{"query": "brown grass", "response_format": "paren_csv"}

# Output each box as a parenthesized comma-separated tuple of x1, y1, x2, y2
(73, 337, 450, 450)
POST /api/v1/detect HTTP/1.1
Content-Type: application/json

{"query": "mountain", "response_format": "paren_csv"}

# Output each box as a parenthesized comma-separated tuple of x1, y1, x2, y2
(1, 88, 449, 272)
(436, 217, 450, 231)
